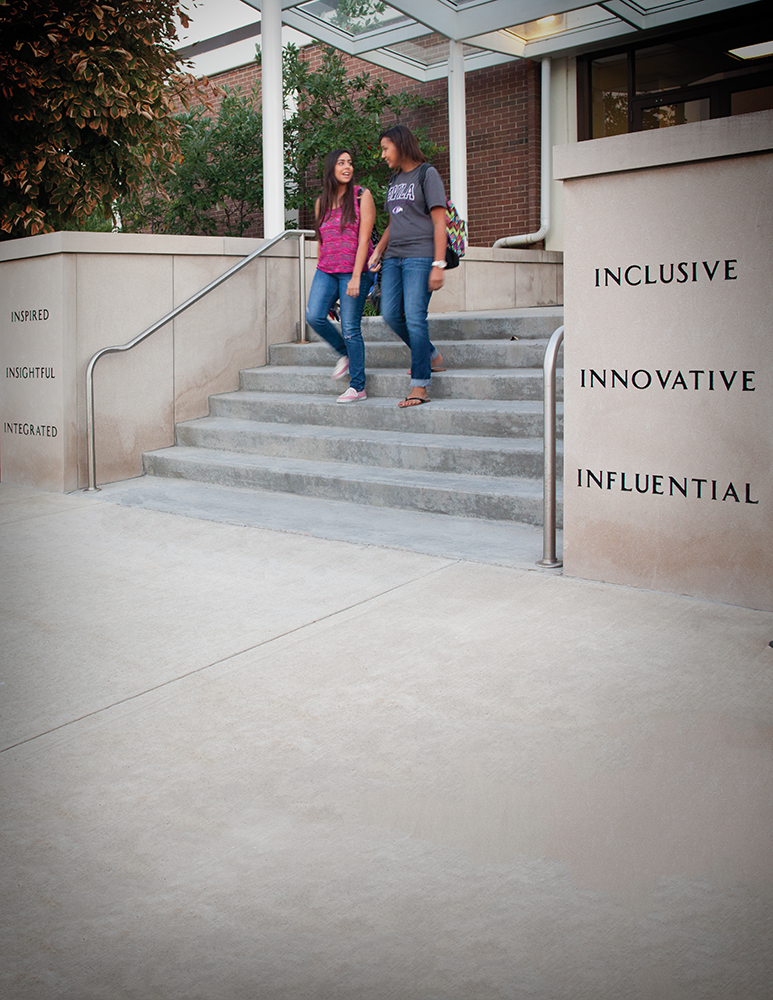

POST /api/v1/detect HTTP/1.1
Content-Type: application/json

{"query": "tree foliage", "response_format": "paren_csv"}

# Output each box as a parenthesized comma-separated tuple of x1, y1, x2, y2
(327, 0, 388, 34)
(120, 87, 263, 237)
(0, 0, 202, 238)
(283, 44, 441, 231)
(120, 43, 440, 238)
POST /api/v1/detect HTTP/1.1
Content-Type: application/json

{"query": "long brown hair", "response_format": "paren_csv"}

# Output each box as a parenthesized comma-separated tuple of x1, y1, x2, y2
(315, 148, 357, 244)
(378, 125, 427, 168)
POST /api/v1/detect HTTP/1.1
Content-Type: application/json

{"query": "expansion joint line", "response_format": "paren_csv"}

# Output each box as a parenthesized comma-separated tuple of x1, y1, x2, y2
(0, 560, 457, 755)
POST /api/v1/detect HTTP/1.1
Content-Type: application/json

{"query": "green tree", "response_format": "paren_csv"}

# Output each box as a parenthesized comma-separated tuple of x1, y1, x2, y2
(120, 43, 440, 239)
(283, 44, 441, 232)
(0, 0, 202, 238)
(120, 86, 263, 237)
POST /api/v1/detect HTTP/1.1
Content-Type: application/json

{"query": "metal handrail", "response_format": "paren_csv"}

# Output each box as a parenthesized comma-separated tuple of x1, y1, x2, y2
(84, 229, 314, 491)
(537, 325, 564, 568)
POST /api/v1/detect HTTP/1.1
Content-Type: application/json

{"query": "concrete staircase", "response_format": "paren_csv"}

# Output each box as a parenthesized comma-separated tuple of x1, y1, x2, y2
(142, 308, 564, 527)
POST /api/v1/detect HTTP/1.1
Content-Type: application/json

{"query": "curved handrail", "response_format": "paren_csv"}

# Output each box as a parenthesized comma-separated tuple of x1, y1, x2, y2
(537, 325, 564, 568)
(84, 229, 315, 491)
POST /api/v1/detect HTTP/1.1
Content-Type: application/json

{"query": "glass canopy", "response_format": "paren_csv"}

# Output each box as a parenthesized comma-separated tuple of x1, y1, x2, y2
(239, 0, 760, 80)
(297, 1, 412, 37)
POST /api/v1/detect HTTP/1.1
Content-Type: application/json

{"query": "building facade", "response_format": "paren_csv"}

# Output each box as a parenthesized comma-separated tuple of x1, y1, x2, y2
(178, 0, 773, 251)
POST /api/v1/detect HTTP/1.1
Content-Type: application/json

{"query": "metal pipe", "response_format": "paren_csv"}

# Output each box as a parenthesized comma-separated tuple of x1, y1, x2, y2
(537, 324, 563, 568)
(448, 39, 468, 224)
(84, 230, 314, 491)
(298, 231, 308, 342)
(493, 58, 551, 248)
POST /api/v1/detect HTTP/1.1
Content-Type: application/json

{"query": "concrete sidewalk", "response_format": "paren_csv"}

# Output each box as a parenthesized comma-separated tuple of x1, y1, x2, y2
(1, 481, 772, 1000)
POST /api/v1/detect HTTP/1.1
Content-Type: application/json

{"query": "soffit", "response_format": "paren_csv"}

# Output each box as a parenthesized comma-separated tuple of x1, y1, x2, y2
(239, 1, 768, 80)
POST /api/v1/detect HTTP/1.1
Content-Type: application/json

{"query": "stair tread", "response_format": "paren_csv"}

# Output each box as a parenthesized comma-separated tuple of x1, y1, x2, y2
(374, 307, 563, 319)
(246, 366, 559, 377)
(239, 367, 563, 402)
(147, 444, 553, 496)
(355, 308, 564, 341)
(214, 390, 562, 412)
(271, 341, 554, 368)
(180, 415, 562, 453)
(279, 338, 553, 347)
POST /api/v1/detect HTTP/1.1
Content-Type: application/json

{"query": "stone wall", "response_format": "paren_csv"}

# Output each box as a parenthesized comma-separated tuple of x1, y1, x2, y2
(556, 110, 773, 611)
(0, 233, 561, 491)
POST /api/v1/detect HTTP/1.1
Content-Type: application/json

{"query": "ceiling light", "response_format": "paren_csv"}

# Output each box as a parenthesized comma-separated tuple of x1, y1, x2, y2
(729, 40, 773, 60)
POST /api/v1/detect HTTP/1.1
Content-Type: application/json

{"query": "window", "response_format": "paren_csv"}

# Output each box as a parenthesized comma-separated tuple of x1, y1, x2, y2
(578, 7, 773, 140)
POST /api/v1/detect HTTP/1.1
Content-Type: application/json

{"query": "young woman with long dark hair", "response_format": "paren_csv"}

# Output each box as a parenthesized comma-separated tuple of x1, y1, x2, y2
(305, 148, 376, 402)
(368, 125, 446, 408)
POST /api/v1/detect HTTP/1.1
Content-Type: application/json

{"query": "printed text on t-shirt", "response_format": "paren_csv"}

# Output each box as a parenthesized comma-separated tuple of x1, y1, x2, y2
(387, 183, 416, 204)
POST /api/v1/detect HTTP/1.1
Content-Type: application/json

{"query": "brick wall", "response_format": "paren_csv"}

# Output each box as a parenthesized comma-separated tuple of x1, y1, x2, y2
(185, 45, 541, 247)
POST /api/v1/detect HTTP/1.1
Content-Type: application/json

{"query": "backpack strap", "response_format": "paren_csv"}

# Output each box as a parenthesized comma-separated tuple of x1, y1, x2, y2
(418, 163, 431, 215)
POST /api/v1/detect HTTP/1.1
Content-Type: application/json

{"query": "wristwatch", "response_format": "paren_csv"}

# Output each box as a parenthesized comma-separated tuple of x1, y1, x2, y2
(431, 260, 447, 269)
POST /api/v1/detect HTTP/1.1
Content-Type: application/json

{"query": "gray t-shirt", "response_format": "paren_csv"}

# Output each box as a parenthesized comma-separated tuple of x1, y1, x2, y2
(384, 164, 446, 259)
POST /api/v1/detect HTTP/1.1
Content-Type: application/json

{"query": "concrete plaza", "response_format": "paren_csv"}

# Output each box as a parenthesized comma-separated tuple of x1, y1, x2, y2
(1, 480, 771, 999)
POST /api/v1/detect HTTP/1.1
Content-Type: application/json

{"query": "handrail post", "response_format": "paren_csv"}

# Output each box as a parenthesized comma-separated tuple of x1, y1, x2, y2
(85, 354, 100, 492)
(537, 325, 564, 568)
(298, 232, 309, 343)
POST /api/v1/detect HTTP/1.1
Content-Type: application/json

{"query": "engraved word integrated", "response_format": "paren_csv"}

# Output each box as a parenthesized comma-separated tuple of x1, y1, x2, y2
(579, 369, 755, 391)
(3, 422, 58, 437)
(594, 260, 737, 287)
(6, 366, 56, 379)
(576, 469, 758, 504)
(10, 309, 50, 322)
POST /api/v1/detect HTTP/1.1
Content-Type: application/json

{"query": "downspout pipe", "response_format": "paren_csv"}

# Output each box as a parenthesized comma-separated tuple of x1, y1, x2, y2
(493, 58, 551, 248)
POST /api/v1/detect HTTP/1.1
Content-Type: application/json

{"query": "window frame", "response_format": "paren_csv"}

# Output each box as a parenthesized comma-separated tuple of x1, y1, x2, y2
(578, 39, 773, 140)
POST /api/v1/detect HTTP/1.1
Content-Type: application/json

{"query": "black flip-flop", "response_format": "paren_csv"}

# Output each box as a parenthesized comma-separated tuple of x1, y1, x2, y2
(398, 395, 431, 407)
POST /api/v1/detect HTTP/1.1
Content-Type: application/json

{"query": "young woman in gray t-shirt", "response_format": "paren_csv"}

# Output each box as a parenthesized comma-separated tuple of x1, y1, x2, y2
(368, 125, 447, 407)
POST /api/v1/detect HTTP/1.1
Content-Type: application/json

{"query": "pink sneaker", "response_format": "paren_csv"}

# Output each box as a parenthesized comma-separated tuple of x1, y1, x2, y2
(336, 387, 367, 403)
(332, 356, 349, 380)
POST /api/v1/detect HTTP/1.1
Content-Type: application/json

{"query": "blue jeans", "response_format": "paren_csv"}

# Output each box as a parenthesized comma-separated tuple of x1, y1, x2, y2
(306, 269, 373, 392)
(380, 256, 439, 388)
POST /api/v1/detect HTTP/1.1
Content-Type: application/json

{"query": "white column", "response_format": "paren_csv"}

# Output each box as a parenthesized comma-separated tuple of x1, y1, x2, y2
(261, 0, 285, 237)
(447, 40, 468, 224)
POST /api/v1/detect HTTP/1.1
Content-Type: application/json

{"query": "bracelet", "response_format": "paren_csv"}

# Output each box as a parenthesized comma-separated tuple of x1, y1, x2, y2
(432, 260, 447, 269)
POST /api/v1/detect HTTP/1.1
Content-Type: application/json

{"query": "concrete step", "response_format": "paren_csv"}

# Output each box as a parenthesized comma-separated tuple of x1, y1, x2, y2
(91, 477, 560, 570)
(175, 416, 563, 480)
(271, 339, 555, 370)
(209, 391, 564, 440)
(240, 366, 564, 402)
(143, 445, 562, 526)
(355, 308, 564, 342)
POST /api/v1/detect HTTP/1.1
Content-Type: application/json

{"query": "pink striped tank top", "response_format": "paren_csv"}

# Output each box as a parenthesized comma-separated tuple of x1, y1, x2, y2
(317, 187, 365, 274)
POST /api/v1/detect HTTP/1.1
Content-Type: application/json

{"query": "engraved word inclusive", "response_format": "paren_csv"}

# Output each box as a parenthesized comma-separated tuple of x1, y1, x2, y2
(594, 260, 737, 287)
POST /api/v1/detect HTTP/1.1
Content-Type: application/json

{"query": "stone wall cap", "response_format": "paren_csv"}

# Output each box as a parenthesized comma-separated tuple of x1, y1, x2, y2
(464, 246, 563, 263)
(0, 231, 563, 264)
(554, 108, 773, 181)
(0, 231, 298, 263)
